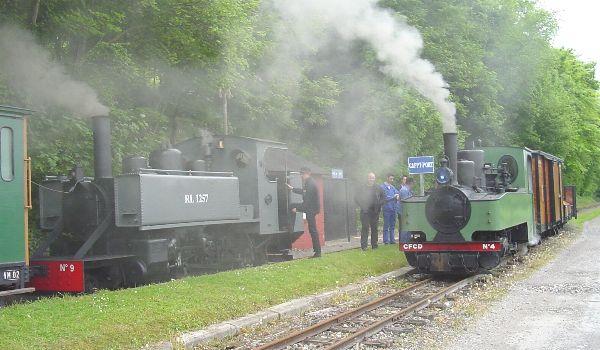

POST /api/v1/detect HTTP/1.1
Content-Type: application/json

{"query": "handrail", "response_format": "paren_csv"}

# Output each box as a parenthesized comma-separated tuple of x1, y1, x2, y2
(136, 168, 234, 177)
(25, 156, 32, 209)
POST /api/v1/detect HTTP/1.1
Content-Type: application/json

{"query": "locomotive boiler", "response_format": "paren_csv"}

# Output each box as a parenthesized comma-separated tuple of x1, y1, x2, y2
(29, 115, 306, 292)
(400, 133, 577, 274)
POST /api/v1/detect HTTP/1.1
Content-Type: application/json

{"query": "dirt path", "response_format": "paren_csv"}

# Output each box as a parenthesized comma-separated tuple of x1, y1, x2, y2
(445, 218, 600, 350)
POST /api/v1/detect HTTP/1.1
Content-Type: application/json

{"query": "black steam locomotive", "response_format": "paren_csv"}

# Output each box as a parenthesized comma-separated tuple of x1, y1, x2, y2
(30, 116, 306, 292)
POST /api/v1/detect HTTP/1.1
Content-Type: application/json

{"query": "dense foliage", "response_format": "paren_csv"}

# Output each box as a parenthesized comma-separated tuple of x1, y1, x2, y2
(1, 0, 599, 195)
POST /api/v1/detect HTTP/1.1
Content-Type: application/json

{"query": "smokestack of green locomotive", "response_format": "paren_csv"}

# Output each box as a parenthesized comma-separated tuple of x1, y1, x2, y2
(443, 132, 458, 185)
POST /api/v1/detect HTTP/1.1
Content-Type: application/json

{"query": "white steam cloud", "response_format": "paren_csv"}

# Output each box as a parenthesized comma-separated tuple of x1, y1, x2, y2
(0, 25, 109, 117)
(273, 0, 457, 133)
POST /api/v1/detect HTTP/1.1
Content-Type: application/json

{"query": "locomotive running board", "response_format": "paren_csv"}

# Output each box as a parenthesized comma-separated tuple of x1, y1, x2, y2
(0, 287, 35, 297)
(400, 242, 503, 252)
(138, 218, 259, 231)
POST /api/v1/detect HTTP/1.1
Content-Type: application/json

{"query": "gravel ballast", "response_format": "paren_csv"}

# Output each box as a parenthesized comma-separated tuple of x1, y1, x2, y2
(444, 219, 600, 350)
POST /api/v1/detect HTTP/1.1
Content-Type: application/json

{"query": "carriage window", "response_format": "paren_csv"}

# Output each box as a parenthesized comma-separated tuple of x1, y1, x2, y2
(0, 127, 14, 181)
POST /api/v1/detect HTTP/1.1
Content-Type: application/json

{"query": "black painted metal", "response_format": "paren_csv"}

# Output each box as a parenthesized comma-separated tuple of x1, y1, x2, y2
(323, 178, 356, 241)
(443, 133, 458, 185)
(92, 116, 112, 178)
(32, 218, 63, 258)
(74, 182, 112, 259)
(425, 186, 471, 234)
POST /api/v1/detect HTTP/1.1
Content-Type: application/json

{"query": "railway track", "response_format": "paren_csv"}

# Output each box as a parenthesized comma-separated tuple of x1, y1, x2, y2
(253, 275, 481, 350)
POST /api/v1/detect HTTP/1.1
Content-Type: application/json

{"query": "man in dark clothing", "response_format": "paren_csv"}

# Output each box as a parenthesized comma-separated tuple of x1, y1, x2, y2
(288, 167, 322, 257)
(355, 172, 384, 250)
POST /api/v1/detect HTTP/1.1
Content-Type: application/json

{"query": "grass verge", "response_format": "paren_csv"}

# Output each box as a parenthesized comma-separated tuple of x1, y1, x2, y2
(576, 195, 599, 210)
(572, 206, 600, 228)
(0, 245, 406, 350)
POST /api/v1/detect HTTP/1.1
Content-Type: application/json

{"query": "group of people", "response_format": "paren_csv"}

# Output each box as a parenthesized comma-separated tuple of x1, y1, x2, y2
(287, 167, 414, 258)
(355, 173, 414, 250)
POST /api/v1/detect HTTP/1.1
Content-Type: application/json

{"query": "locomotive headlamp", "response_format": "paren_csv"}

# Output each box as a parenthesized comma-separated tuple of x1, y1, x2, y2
(435, 167, 453, 185)
(435, 156, 453, 185)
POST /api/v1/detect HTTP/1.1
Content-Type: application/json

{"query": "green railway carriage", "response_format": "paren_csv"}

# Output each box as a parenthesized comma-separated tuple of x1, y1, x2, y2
(0, 105, 33, 296)
(400, 133, 576, 273)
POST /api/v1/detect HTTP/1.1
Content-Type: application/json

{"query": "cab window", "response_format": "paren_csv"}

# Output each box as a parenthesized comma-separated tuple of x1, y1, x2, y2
(0, 127, 14, 181)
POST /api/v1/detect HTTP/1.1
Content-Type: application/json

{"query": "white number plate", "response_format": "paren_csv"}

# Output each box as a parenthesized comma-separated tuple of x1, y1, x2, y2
(2, 269, 20, 281)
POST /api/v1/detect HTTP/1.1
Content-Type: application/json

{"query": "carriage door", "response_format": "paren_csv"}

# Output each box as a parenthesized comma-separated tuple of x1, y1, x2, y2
(0, 117, 27, 266)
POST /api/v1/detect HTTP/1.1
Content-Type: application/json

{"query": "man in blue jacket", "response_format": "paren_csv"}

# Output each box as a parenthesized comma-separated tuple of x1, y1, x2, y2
(380, 174, 400, 244)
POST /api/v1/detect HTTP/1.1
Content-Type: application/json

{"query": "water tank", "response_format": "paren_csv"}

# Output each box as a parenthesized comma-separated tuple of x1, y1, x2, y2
(457, 160, 475, 187)
(458, 150, 485, 187)
(149, 148, 184, 170)
(190, 159, 206, 172)
(122, 156, 148, 174)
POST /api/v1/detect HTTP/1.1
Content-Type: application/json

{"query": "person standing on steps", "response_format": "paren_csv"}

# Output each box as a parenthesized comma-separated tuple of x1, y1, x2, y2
(397, 175, 408, 239)
(288, 167, 322, 258)
(355, 172, 384, 250)
(399, 177, 415, 243)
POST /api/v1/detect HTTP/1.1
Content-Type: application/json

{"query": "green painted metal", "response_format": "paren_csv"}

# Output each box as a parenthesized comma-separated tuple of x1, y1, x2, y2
(402, 192, 533, 240)
(0, 105, 30, 265)
(481, 146, 530, 190)
(401, 146, 537, 243)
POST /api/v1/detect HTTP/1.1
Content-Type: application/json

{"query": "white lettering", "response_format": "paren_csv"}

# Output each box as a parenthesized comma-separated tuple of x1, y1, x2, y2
(402, 243, 423, 250)
(59, 264, 76, 273)
(409, 162, 434, 169)
(184, 193, 209, 204)
(196, 193, 209, 203)
(2, 270, 20, 281)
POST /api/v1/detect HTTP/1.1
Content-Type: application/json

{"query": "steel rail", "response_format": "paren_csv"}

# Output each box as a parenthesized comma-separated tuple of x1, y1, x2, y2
(254, 278, 432, 350)
(323, 274, 481, 350)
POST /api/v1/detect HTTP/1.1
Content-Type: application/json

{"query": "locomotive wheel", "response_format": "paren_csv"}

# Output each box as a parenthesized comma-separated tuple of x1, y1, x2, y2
(84, 273, 101, 293)
(122, 260, 148, 288)
(516, 243, 528, 257)
(236, 234, 256, 268)
(215, 233, 269, 269)
(252, 242, 268, 266)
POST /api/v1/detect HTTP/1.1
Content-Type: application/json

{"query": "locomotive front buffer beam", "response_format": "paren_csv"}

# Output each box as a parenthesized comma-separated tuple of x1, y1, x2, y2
(400, 241, 504, 274)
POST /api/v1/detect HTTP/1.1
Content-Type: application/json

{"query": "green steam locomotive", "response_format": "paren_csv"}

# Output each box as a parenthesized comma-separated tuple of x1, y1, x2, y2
(400, 133, 577, 273)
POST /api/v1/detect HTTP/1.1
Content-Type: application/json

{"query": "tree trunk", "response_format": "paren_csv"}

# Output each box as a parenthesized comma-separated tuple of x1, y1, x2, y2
(220, 88, 231, 135)
(169, 115, 178, 145)
(30, 0, 41, 27)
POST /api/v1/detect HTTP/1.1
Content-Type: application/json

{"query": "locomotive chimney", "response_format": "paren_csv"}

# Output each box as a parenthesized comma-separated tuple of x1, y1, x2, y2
(92, 115, 112, 178)
(443, 132, 458, 185)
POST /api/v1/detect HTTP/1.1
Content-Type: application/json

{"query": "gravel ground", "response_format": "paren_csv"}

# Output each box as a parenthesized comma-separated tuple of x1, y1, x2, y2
(443, 218, 600, 350)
